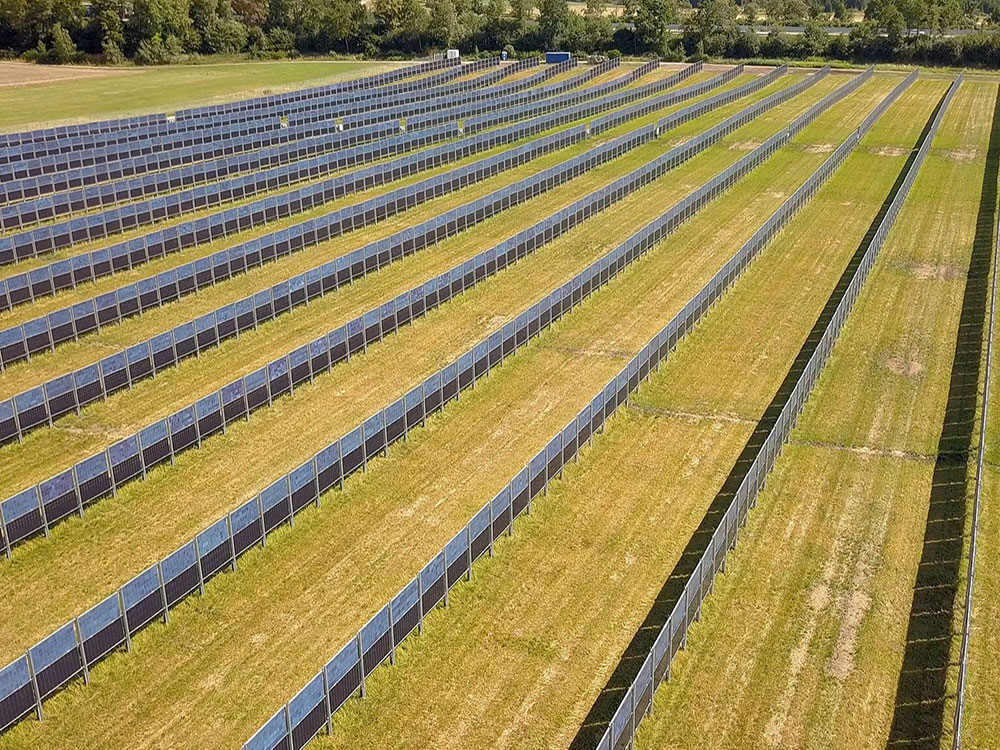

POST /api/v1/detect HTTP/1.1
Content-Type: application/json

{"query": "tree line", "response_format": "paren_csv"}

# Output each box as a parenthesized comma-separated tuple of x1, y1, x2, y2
(1, 0, 999, 67)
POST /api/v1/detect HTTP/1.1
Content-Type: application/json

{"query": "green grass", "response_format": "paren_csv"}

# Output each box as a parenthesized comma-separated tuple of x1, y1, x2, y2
(0, 73, 923, 750)
(0, 73, 818, 491)
(630, 81, 988, 750)
(0, 71, 835, 662)
(304, 86, 939, 750)
(0, 60, 403, 131)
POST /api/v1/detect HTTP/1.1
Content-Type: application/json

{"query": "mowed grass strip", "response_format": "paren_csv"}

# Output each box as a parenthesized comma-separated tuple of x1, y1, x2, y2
(0, 64, 677, 324)
(0, 75, 925, 750)
(965, 466, 1000, 750)
(300, 77, 949, 750)
(0, 71, 852, 661)
(626, 80, 985, 750)
(0, 73, 822, 495)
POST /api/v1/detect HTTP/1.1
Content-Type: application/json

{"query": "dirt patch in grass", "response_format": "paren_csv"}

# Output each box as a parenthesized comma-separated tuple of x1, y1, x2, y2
(910, 262, 965, 280)
(884, 354, 925, 379)
(0, 61, 136, 87)
(802, 143, 835, 153)
(730, 140, 762, 150)
(869, 145, 911, 157)
(939, 148, 982, 162)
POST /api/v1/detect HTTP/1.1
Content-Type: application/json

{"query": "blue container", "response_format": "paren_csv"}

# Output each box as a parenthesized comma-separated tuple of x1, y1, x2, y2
(545, 51, 571, 64)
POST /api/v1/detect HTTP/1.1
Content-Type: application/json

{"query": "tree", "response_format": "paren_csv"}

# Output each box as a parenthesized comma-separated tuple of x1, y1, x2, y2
(630, 0, 679, 54)
(231, 0, 267, 26)
(293, 0, 368, 52)
(428, 0, 459, 45)
(127, 0, 193, 53)
(373, 0, 429, 51)
(49, 21, 78, 62)
(537, 0, 569, 47)
(687, 0, 739, 54)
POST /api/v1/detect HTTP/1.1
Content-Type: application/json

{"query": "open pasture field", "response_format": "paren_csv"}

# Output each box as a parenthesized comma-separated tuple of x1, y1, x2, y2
(0, 55, 995, 750)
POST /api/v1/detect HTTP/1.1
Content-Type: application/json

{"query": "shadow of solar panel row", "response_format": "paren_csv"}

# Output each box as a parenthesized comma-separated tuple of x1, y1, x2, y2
(0, 59, 668, 264)
(0, 59, 606, 238)
(0, 62, 808, 560)
(0, 71, 846, 734)
(0, 62, 780, 458)
(598, 69, 944, 750)
(0, 57, 517, 177)
(0, 58, 652, 213)
(0, 58, 456, 151)
(0, 59, 511, 165)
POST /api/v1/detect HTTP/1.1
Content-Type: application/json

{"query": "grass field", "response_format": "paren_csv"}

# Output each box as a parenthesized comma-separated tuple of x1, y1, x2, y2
(286, 78, 949, 750)
(0, 57, 992, 750)
(627, 80, 994, 750)
(0, 60, 404, 131)
(0, 70, 771, 495)
(0, 73, 938, 750)
(0, 69, 840, 663)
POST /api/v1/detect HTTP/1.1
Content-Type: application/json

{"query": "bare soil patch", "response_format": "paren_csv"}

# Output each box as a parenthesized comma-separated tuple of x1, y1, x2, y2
(910, 262, 965, 281)
(0, 61, 136, 87)
(803, 143, 835, 153)
(939, 148, 983, 163)
(869, 146, 911, 157)
(885, 355, 926, 378)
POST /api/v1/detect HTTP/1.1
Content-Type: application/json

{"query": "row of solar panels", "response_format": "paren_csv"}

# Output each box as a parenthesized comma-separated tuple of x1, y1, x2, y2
(458, 57, 695, 136)
(0, 57, 513, 178)
(0, 63, 802, 553)
(3, 90, 636, 311)
(0, 58, 455, 151)
(0, 62, 767, 466)
(598, 69, 930, 750)
(0, 102, 750, 731)
(0, 59, 637, 262)
(0, 64, 754, 383)
(173, 57, 458, 121)
(0, 59, 650, 273)
(242, 78, 849, 746)
(0, 66, 855, 738)
(0, 124, 638, 451)
(0, 115, 402, 206)
(0, 59, 499, 164)
(0, 58, 608, 234)
(0, 58, 633, 212)
(0, 117, 640, 371)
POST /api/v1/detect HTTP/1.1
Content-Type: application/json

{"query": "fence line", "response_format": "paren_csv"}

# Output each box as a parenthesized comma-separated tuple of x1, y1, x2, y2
(951, 82, 998, 749)
(0, 62, 844, 739)
(596, 72, 959, 750)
